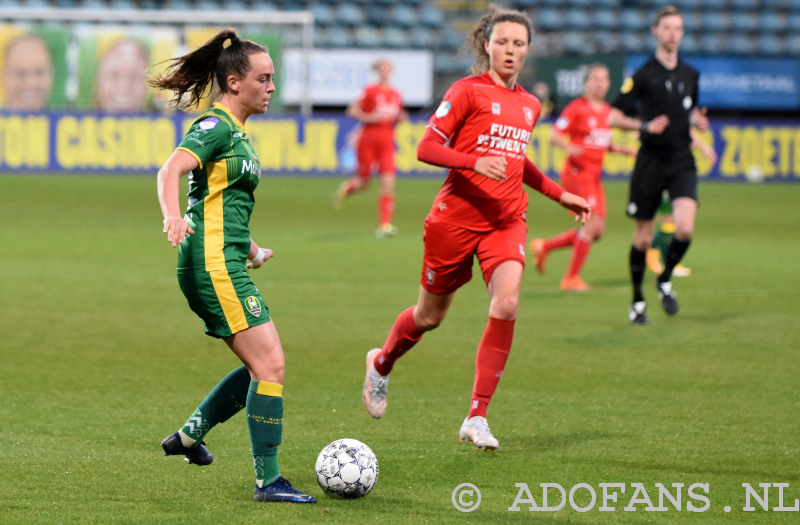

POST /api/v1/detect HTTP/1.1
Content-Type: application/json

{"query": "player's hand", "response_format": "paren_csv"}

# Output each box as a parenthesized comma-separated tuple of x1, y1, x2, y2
(617, 145, 638, 157)
(246, 248, 274, 269)
(647, 115, 670, 134)
(474, 156, 508, 181)
(163, 216, 194, 248)
(559, 192, 592, 224)
(702, 146, 718, 166)
(691, 107, 710, 132)
(566, 144, 584, 158)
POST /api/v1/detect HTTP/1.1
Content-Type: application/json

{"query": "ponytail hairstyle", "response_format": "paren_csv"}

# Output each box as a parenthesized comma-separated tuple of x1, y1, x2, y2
(469, 4, 533, 76)
(146, 29, 267, 109)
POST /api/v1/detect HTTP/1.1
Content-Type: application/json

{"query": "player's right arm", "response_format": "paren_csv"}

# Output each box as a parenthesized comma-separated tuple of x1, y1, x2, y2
(346, 100, 381, 124)
(609, 71, 669, 134)
(158, 150, 198, 248)
(550, 103, 583, 157)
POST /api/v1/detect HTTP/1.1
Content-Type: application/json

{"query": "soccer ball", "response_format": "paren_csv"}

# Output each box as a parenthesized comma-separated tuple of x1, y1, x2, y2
(315, 438, 379, 499)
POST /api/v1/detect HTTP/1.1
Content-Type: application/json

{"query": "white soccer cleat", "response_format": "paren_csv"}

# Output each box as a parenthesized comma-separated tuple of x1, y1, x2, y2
(459, 416, 499, 452)
(362, 348, 389, 419)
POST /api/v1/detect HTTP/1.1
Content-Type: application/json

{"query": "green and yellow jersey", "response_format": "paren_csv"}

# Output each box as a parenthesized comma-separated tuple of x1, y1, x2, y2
(176, 102, 261, 274)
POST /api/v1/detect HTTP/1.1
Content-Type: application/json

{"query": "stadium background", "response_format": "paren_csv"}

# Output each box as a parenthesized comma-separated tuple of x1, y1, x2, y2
(0, 0, 799, 181)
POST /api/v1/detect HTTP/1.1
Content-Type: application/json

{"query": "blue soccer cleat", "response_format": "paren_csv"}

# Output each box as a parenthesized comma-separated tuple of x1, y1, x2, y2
(253, 477, 317, 503)
(161, 432, 214, 466)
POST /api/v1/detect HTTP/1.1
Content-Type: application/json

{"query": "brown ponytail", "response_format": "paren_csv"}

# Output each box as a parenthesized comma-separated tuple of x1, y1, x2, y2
(147, 28, 267, 109)
(469, 4, 533, 76)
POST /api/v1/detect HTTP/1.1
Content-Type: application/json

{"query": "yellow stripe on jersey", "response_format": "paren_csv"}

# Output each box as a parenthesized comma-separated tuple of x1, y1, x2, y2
(209, 269, 249, 334)
(256, 381, 283, 397)
(176, 146, 204, 169)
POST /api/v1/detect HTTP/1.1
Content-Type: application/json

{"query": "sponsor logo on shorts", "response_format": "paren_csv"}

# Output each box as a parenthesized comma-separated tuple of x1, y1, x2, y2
(426, 268, 436, 286)
(436, 101, 451, 118)
(492, 102, 501, 115)
(519, 244, 525, 256)
(245, 296, 262, 317)
(199, 117, 219, 130)
(627, 202, 638, 216)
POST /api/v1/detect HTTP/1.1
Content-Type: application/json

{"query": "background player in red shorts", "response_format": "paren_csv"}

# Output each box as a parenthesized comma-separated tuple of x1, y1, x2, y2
(334, 59, 407, 238)
(361, 7, 591, 451)
(531, 64, 637, 291)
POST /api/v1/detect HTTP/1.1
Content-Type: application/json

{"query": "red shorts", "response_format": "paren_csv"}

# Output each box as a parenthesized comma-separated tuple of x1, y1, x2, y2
(357, 135, 395, 179)
(420, 217, 528, 294)
(561, 168, 606, 218)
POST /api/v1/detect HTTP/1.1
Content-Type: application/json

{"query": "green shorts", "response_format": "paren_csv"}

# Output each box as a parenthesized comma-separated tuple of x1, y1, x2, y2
(178, 267, 271, 339)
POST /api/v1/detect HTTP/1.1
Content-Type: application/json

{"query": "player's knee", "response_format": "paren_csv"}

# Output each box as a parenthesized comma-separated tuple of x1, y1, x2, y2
(675, 226, 693, 241)
(415, 311, 444, 331)
(490, 297, 518, 320)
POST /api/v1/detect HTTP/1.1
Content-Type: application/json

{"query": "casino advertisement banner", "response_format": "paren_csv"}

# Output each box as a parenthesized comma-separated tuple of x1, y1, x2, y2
(0, 112, 799, 182)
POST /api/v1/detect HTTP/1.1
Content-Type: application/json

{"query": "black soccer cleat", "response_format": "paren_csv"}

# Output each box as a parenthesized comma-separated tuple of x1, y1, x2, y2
(656, 281, 679, 316)
(161, 432, 214, 466)
(253, 476, 317, 503)
(629, 301, 648, 325)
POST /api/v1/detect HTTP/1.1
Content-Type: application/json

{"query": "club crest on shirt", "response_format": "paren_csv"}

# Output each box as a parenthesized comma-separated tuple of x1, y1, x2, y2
(425, 267, 436, 286)
(245, 296, 262, 317)
(436, 101, 451, 118)
(492, 102, 501, 115)
(199, 117, 219, 131)
(523, 107, 534, 126)
(588, 117, 597, 128)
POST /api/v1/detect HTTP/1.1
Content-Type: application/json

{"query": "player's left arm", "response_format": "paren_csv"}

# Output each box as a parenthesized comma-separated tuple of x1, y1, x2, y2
(689, 72, 709, 132)
(246, 239, 274, 270)
(608, 142, 638, 157)
(690, 128, 717, 165)
(347, 100, 381, 124)
(158, 149, 198, 248)
(522, 158, 591, 224)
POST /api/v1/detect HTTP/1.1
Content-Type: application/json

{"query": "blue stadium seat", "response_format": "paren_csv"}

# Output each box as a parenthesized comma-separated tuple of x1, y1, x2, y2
(403, 0, 422, 6)
(594, 31, 621, 53)
(729, 0, 756, 11)
(109, 0, 134, 9)
(682, 12, 701, 32)
(536, 9, 563, 31)
(391, 5, 416, 28)
(328, 29, 354, 48)
(55, 0, 78, 7)
(195, 0, 220, 11)
(511, 0, 536, 8)
(437, 29, 463, 52)
(313, 28, 328, 47)
(354, 27, 381, 48)
(225, 0, 246, 11)
(758, 34, 785, 55)
(728, 34, 756, 54)
(568, 0, 591, 8)
(672, 0, 696, 10)
(311, 4, 335, 26)
(366, 5, 385, 26)
(408, 27, 434, 49)
(0, 0, 23, 6)
(164, 0, 190, 10)
(790, 13, 800, 31)
(593, 0, 618, 8)
(621, 31, 646, 52)
(620, 9, 645, 32)
(83, 0, 109, 8)
(565, 9, 590, 31)
(790, 0, 800, 12)
(336, 4, 365, 27)
(761, 0, 783, 8)
(433, 53, 471, 75)
(647, 0, 671, 8)
(594, 10, 617, 30)
(701, 12, 728, 32)
(701, 0, 727, 11)
(680, 33, 699, 53)
(788, 35, 800, 54)
(730, 12, 758, 32)
(24, 0, 50, 7)
(139, 0, 157, 9)
(254, 2, 277, 11)
(383, 27, 408, 48)
(563, 31, 594, 54)
(538, 0, 562, 7)
(759, 12, 786, 33)
(419, 5, 446, 29)
(700, 33, 724, 54)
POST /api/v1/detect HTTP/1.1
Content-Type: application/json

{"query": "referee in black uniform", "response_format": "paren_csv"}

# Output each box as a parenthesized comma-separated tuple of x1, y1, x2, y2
(609, 5, 710, 325)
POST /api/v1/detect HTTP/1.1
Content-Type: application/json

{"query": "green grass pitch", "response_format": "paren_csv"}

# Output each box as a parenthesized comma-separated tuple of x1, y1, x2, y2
(1, 175, 798, 524)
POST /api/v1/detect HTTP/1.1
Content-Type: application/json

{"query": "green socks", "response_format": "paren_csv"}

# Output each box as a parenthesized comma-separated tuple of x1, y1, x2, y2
(652, 222, 676, 262)
(247, 380, 284, 488)
(178, 366, 250, 448)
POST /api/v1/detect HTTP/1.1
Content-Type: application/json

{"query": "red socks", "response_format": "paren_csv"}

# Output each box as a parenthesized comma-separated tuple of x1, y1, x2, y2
(379, 194, 394, 226)
(374, 306, 424, 376)
(544, 229, 577, 252)
(566, 238, 592, 279)
(468, 317, 515, 419)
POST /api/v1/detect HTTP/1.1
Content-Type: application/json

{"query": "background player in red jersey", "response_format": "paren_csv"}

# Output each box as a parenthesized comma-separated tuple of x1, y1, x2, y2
(361, 6, 591, 451)
(334, 59, 407, 238)
(531, 64, 637, 291)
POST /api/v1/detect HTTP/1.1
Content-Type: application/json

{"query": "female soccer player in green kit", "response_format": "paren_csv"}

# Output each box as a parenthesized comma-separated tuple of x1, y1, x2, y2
(149, 29, 315, 504)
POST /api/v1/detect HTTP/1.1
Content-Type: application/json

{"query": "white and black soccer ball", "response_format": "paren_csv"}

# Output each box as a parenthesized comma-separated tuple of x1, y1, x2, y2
(315, 438, 379, 499)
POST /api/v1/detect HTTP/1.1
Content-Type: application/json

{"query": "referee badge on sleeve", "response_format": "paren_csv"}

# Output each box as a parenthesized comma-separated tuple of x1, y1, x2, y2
(621, 77, 633, 94)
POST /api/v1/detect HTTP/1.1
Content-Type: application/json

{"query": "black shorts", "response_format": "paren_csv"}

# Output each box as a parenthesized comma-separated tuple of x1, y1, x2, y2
(626, 145, 697, 221)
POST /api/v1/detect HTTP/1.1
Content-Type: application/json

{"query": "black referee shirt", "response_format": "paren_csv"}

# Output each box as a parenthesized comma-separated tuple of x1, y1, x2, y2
(612, 55, 699, 149)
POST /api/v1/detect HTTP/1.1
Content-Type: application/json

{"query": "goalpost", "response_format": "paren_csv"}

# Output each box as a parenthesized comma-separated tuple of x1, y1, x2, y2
(0, 6, 314, 115)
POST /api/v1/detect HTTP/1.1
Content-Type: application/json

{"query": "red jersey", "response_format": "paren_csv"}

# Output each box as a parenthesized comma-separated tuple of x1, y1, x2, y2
(357, 84, 403, 140)
(553, 96, 613, 178)
(426, 72, 541, 231)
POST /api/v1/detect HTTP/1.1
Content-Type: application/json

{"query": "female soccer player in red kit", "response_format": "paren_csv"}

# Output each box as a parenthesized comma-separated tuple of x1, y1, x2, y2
(362, 6, 591, 451)
(531, 64, 637, 291)
(334, 59, 407, 238)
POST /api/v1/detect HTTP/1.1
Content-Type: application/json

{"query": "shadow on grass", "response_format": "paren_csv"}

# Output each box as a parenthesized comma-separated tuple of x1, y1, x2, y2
(506, 430, 621, 451)
(603, 459, 800, 481)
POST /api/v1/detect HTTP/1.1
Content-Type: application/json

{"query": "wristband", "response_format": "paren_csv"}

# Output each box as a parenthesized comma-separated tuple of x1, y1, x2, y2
(251, 248, 266, 265)
(639, 120, 649, 133)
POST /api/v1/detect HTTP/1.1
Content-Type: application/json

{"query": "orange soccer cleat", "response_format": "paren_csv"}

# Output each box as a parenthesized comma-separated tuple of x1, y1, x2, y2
(646, 248, 664, 274)
(530, 238, 548, 274)
(560, 275, 591, 291)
